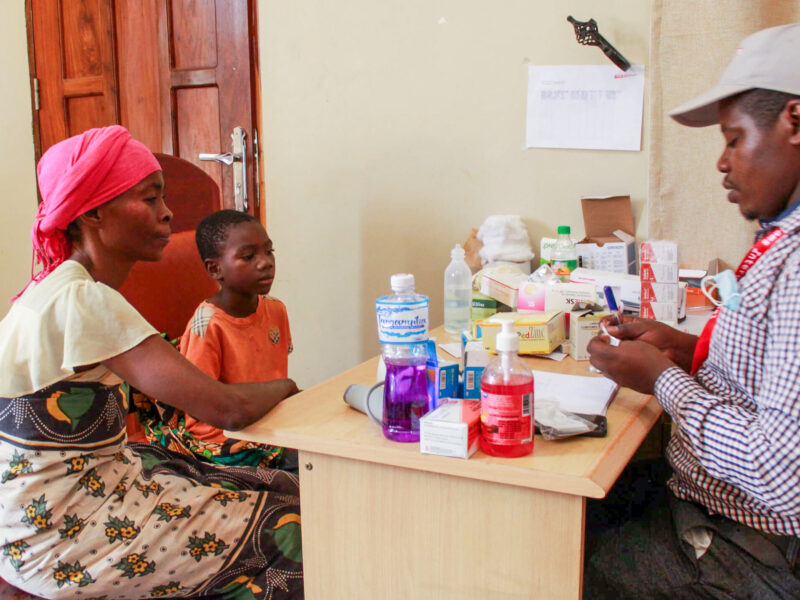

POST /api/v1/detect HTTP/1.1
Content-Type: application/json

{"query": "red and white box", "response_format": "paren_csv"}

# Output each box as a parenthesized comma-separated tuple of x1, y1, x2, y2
(420, 399, 481, 459)
(641, 281, 681, 304)
(640, 241, 679, 264)
(640, 301, 679, 323)
(640, 240, 679, 324)
(640, 262, 679, 283)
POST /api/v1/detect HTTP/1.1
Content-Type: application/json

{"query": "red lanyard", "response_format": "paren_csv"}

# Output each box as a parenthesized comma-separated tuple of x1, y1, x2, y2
(690, 228, 785, 375)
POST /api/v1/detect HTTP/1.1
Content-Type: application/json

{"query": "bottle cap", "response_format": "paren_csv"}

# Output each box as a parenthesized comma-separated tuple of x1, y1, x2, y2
(450, 244, 465, 260)
(495, 320, 519, 352)
(390, 273, 415, 292)
(557, 225, 571, 235)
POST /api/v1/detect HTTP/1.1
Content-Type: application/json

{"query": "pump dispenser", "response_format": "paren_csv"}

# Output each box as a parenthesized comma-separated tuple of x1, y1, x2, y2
(479, 320, 534, 457)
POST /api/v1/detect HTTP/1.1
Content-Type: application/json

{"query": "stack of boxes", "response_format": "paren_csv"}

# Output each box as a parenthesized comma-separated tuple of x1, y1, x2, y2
(640, 241, 679, 324)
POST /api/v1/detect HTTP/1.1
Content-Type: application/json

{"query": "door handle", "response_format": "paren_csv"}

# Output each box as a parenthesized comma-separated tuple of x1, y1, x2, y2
(198, 152, 235, 166)
(198, 126, 248, 212)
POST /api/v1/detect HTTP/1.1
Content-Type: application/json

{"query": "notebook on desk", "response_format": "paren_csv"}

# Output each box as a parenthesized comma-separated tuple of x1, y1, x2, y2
(532, 370, 619, 438)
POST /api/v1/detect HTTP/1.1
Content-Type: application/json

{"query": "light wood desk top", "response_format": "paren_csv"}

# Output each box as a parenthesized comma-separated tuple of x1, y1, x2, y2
(232, 329, 662, 499)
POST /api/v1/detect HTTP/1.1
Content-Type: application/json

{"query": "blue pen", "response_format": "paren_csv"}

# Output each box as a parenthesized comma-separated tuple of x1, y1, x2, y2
(603, 285, 622, 325)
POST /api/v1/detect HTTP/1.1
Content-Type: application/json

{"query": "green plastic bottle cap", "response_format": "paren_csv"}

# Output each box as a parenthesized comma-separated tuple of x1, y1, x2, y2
(557, 225, 571, 234)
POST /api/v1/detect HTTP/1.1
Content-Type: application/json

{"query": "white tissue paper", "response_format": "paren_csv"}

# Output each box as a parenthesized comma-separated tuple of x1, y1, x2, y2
(476, 216, 535, 269)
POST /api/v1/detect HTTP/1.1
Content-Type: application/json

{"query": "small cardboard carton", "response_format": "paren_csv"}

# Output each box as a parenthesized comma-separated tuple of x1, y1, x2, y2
(420, 399, 481, 459)
(480, 268, 529, 308)
(471, 292, 499, 321)
(640, 240, 679, 324)
(641, 281, 681, 303)
(640, 301, 679, 323)
(473, 311, 566, 355)
(461, 338, 490, 399)
(425, 341, 460, 410)
(570, 268, 641, 310)
(517, 281, 597, 313)
(640, 262, 679, 283)
(569, 305, 609, 361)
(640, 240, 679, 264)
(575, 196, 636, 274)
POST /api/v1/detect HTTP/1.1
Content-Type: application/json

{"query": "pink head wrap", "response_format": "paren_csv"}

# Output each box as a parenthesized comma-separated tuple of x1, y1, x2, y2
(21, 125, 161, 297)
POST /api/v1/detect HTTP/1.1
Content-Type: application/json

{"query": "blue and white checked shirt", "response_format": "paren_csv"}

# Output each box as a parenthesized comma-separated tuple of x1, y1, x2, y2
(656, 203, 800, 536)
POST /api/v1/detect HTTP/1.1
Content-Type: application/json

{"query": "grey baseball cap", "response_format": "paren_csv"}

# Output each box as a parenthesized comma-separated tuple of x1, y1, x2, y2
(670, 23, 800, 127)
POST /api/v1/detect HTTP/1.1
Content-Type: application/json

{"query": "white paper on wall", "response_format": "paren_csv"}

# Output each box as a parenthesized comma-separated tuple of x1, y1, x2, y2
(525, 64, 645, 151)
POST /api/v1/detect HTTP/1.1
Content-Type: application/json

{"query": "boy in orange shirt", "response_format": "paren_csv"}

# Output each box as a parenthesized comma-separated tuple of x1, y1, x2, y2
(177, 209, 296, 468)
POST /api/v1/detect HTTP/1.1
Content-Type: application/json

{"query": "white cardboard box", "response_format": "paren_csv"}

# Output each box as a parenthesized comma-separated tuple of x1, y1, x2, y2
(420, 400, 481, 459)
(575, 196, 636, 274)
(569, 309, 609, 361)
(570, 268, 641, 309)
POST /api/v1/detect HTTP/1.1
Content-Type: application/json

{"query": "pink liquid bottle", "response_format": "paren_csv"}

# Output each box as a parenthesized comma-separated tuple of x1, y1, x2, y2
(479, 320, 534, 457)
(375, 274, 431, 442)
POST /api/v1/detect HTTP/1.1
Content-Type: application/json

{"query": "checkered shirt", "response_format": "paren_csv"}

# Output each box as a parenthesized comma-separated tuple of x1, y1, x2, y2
(655, 205, 800, 536)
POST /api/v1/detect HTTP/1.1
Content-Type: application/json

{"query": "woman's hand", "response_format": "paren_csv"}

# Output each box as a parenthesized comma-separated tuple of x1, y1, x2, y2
(600, 315, 698, 373)
(103, 334, 299, 431)
(587, 335, 675, 395)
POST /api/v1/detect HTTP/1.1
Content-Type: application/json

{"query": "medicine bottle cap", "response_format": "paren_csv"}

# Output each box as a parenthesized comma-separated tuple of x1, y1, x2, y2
(496, 320, 519, 352)
(450, 244, 465, 260)
(390, 273, 415, 292)
(557, 225, 571, 235)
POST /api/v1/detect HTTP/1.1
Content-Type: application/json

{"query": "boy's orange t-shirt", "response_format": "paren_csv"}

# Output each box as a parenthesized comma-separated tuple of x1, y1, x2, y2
(179, 295, 292, 443)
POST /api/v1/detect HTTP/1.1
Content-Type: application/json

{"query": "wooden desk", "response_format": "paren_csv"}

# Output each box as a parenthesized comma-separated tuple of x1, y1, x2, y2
(230, 332, 661, 599)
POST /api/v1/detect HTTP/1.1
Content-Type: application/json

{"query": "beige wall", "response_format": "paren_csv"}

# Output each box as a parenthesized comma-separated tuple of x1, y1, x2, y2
(258, 0, 652, 387)
(0, 3, 37, 314)
(0, 2, 651, 389)
(650, 0, 800, 270)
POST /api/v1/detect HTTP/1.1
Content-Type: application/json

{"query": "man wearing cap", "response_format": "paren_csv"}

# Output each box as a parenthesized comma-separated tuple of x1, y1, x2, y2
(586, 23, 800, 598)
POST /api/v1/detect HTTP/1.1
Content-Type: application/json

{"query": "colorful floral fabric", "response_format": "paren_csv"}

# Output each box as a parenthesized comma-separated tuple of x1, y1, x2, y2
(0, 380, 303, 599)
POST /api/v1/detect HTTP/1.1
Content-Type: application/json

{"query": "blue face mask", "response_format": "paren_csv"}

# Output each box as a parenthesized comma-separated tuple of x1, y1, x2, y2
(701, 269, 741, 311)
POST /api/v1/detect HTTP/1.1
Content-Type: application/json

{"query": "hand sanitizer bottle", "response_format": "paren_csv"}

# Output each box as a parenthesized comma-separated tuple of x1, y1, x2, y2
(479, 320, 534, 457)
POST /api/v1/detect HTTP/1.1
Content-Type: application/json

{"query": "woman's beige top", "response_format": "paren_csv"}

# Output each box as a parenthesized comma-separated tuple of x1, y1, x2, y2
(0, 260, 157, 397)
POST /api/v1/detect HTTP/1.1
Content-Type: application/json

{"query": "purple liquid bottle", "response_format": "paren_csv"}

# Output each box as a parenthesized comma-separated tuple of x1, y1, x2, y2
(375, 273, 431, 442)
(382, 357, 430, 442)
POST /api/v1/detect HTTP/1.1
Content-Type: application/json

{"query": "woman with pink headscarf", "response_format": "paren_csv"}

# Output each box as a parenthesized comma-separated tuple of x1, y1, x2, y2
(0, 126, 303, 599)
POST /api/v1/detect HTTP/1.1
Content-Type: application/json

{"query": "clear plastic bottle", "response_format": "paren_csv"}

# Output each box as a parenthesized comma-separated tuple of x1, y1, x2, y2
(375, 274, 431, 442)
(551, 225, 578, 282)
(479, 320, 534, 457)
(443, 244, 472, 334)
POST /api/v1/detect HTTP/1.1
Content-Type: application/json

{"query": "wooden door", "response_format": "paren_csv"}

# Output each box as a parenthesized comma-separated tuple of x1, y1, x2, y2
(27, 0, 262, 216)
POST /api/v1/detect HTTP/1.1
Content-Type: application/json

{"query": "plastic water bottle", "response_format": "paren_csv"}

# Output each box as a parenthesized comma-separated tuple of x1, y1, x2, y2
(551, 225, 578, 282)
(479, 320, 534, 457)
(375, 274, 431, 442)
(444, 244, 472, 333)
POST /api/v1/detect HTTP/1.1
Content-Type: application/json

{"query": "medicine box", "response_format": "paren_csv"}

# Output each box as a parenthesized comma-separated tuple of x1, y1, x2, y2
(420, 399, 481, 459)
(640, 301, 679, 323)
(474, 311, 566, 355)
(641, 281, 681, 303)
(570, 268, 641, 310)
(426, 361, 459, 410)
(574, 196, 637, 275)
(640, 241, 679, 264)
(480, 268, 529, 308)
(569, 309, 609, 361)
(640, 262, 679, 283)
(540, 237, 557, 266)
(639, 240, 679, 324)
(471, 292, 499, 320)
(545, 282, 597, 313)
(462, 340, 489, 399)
